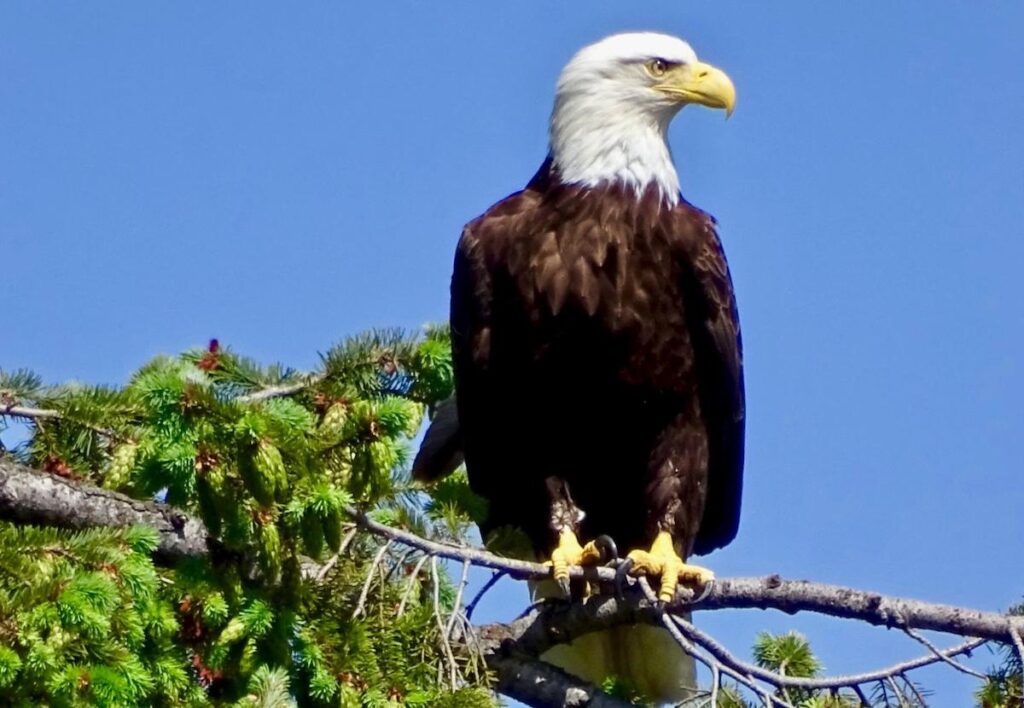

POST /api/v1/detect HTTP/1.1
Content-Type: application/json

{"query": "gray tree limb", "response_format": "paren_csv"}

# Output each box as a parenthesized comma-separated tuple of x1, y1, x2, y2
(691, 575, 1024, 644)
(486, 654, 632, 708)
(478, 593, 990, 695)
(2, 457, 1021, 707)
(0, 457, 208, 560)
(2, 457, 1021, 645)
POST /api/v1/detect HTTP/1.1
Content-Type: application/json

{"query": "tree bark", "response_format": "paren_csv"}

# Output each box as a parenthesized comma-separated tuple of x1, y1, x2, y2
(693, 575, 1023, 643)
(486, 653, 632, 708)
(3, 458, 1021, 707)
(0, 457, 208, 560)
(3, 457, 1021, 645)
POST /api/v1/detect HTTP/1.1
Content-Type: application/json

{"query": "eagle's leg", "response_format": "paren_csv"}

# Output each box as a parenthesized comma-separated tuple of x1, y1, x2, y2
(616, 411, 717, 603)
(624, 531, 714, 603)
(544, 477, 617, 598)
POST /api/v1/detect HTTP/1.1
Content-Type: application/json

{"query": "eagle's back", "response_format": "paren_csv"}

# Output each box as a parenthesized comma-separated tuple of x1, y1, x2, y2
(451, 163, 744, 557)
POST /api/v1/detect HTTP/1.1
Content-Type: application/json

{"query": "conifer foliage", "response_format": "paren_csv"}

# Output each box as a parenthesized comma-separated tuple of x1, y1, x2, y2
(3, 329, 1021, 707)
(0, 524, 197, 706)
(1, 328, 494, 706)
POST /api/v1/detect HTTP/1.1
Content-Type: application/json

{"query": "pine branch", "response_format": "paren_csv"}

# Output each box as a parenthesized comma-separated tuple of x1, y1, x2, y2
(1, 377, 321, 425)
(3, 457, 1022, 707)
(238, 378, 319, 403)
(0, 404, 61, 421)
(2, 457, 1021, 645)
(343, 507, 1024, 645)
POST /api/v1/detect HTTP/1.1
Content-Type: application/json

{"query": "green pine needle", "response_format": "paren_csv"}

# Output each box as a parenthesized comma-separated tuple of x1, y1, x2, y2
(3, 327, 497, 705)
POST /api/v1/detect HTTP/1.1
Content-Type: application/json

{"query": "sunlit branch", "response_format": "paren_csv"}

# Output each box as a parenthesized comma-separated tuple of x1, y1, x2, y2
(1, 457, 1020, 708)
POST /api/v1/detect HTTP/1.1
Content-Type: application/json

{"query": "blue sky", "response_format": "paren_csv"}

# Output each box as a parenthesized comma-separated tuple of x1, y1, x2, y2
(2, 2, 1022, 704)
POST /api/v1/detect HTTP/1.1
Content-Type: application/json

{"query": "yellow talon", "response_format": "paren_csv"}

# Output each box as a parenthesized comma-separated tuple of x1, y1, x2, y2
(626, 531, 714, 603)
(547, 529, 607, 597)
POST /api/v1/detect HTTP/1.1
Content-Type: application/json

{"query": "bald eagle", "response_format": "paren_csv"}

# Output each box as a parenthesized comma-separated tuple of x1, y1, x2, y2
(414, 32, 744, 701)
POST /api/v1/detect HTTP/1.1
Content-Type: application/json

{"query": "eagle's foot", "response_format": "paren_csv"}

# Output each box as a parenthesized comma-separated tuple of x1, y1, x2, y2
(547, 530, 617, 598)
(624, 531, 714, 603)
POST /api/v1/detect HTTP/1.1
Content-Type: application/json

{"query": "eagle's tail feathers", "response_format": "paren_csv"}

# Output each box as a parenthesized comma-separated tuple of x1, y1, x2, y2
(530, 578, 698, 705)
(540, 622, 698, 704)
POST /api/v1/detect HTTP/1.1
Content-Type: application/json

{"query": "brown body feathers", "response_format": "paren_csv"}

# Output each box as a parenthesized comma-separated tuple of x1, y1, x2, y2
(421, 160, 745, 559)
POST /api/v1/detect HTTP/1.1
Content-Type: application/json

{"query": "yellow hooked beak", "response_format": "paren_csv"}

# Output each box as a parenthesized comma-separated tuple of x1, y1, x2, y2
(656, 61, 736, 117)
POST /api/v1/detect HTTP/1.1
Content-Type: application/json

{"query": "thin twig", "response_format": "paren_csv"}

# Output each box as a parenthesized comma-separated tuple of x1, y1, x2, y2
(397, 554, 428, 617)
(431, 556, 459, 688)
(643, 578, 787, 708)
(0, 405, 61, 420)
(902, 626, 986, 679)
(236, 377, 320, 403)
(337, 525, 359, 555)
(777, 665, 795, 707)
(1, 404, 123, 440)
(669, 611, 988, 693)
(710, 664, 720, 707)
(900, 673, 927, 706)
(660, 611, 780, 706)
(1, 375, 319, 426)
(465, 569, 506, 621)
(1012, 625, 1024, 708)
(384, 547, 415, 583)
(314, 553, 341, 582)
(315, 525, 361, 581)
(344, 505, 573, 579)
(1010, 623, 1024, 669)
(449, 612, 485, 669)
(886, 676, 910, 708)
(445, 559, 471, 639)
(352, 541, 391, 618)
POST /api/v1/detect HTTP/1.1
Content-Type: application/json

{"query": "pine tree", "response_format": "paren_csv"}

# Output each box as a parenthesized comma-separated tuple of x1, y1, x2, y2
(2, 329, 1020, 707)
(1, 328, 493, 706)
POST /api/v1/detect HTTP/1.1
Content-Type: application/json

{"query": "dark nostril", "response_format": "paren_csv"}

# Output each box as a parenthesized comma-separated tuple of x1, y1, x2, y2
(697, 69, 710, 79)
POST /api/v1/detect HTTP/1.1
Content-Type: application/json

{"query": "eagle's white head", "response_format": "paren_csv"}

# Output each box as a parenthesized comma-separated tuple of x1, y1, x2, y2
(549, 32, 736, 205)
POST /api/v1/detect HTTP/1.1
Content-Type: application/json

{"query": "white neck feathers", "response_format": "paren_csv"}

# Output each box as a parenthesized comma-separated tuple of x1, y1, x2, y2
(549, 100, 680, 205)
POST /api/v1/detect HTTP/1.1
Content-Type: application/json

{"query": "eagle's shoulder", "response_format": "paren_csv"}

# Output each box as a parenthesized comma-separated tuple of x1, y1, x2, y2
(452, 184, 548, 368)
(668, 201, 738, 331)
(456, 184, 551, 281)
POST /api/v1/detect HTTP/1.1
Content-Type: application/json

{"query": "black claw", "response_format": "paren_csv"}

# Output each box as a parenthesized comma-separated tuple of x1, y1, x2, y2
(613, 557, 634, 598)
(593, 534, 619, 564)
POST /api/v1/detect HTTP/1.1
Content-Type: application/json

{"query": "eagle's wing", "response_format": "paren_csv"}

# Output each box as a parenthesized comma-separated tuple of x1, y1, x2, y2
(679, 210, 746, 555)
(410, 396, 463, 482)
(411, 222, 493, 487)
(444, 189, 538, 522)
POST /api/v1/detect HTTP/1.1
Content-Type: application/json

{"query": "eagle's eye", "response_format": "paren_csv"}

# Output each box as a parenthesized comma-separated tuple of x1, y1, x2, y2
(645, 58, 669, 77)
